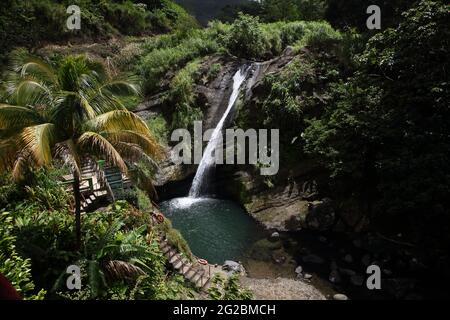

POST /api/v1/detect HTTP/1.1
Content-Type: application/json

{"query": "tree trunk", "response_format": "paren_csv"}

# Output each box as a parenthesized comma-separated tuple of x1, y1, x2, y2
(73, 171, 82, 250)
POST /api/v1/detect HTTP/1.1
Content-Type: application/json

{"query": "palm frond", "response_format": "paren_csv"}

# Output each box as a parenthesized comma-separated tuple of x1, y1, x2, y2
(0, 104, 43, 130)
(0, 136, 22, 171)
(21, 123, 56, 166)
(77, 131, 127, 173)
(8, 52, 57, 85)
(104, 260, 146, 283)
(11, 77, 52, 106)
(55, 139, 82, 177)
(104, 130, 162, 159)
(80, 96, 97, 119)
(19, 57, 58, 85)
(88, 110, 151, 136)
(99, 79, 141, 97)
(11, 152, 31, 181)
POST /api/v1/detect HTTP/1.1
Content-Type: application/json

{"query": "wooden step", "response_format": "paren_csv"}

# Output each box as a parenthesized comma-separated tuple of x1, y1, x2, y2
(191, 272, 203, 283)
(185, 269, 197, 280)
(166, 249, 177, 259)
(195, 276, 208, 288)
(94, 190, 107, 197)
(169, 254, 181, 264)
(199, 277, 211, 289)
(173, 261, 183, 270)
(180, 263, 192, 274)
(161, 246, 171, 254)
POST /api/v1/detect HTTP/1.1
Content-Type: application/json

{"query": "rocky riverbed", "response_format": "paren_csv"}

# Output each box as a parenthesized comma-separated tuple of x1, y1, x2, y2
(240, 277, 326, 300)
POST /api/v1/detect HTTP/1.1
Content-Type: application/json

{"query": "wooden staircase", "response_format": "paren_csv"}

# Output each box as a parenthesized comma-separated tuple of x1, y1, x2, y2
(103, 166, 133, 202)
(60, 158, 124, 213)
(159, 235, 211, 291)
(79, 159, 108, 212)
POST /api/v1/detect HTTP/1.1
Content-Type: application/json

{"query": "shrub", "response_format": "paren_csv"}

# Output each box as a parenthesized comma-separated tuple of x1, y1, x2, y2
(279, 21, 307, 46)
(147, 114, 169, 145)
(207, 63, 222, 82)
(165, 60, 204, 130)
(208, 274, 252, 300)
(0, 211, 46, 299)
(0, 0, 198, 62)
(140, 29, 218, 93)
(223, 13, 267, 60)
(297, 21, 343, 48)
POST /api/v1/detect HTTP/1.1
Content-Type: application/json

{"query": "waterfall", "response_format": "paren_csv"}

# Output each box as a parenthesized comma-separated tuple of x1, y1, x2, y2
(189, 65, 252, 198)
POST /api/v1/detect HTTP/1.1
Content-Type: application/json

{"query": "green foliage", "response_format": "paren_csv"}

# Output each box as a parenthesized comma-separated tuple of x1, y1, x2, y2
(0, 169, 71, 211)
(262, 0, 327, 22)
(235, 43, 344, 164)
(136, 188, 153, 212)
(168, 60, 203, 130)
(207, 63, 222, 82)
(223, 13, 267, 60)
(165, 228, 194, 262)
(147, 114, 169, 145)
(154, 216, 194, 261)
(219, 0, 327, 23)
(221, 15, 341, 60)
(0, 211, 46, 299)
(140, 28, 219, 93)
(0, 0, 198, 64)
(3, 196, 191, 300)
(294, 21, 342, 49)
(208, 274, 252, 300)
(303, 0, 450, 245)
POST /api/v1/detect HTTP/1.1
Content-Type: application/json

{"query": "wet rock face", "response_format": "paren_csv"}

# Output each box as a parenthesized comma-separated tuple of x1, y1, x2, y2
(147, 49, 299, 200)
(217, 167, 336, 232)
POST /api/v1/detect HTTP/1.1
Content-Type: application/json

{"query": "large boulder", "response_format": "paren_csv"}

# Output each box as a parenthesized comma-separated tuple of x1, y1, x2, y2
(222, 260, 245, 275)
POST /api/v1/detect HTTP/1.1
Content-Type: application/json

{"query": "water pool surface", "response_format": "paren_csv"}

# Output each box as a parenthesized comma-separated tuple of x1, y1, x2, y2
(159, 197, 264, 264)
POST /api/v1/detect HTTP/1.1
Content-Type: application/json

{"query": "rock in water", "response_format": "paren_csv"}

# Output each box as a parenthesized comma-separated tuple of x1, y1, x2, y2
(223, 260, 244, 274)
(333, 293, 349, 300)
(295, 266, 303, 274)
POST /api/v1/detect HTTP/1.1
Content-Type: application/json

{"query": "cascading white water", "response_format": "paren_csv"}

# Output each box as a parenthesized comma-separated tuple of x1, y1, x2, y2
(189, 66, 249, 197)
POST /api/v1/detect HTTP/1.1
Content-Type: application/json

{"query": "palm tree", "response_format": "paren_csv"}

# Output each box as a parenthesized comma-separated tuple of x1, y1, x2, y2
(0, 52, 161, 248)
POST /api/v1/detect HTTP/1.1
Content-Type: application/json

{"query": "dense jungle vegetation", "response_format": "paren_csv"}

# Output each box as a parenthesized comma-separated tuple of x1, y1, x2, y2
(0, 0, 449, 299)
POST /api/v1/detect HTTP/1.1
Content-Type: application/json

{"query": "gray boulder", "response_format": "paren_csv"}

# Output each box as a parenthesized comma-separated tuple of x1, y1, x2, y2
(223, 260, 245, 274)
(333, 293, 349, 300)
